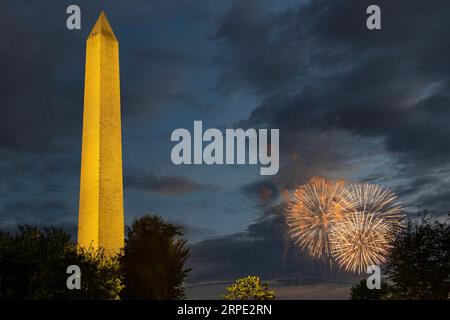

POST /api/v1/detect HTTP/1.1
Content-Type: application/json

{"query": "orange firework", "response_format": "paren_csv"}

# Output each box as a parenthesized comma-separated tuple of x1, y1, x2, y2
(286, 180, 405, 272)
(285, 178, 350, 258)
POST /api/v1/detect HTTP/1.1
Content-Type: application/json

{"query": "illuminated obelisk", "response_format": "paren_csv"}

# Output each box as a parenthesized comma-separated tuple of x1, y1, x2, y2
(78, 12, 124, 256)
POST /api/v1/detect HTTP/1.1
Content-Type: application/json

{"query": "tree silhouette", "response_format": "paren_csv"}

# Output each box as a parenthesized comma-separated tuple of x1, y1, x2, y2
(349, 279, 391, 300)
(0, 225, 122, 299)
(387, 214, 450, 299)
(120, 214, 190, 299)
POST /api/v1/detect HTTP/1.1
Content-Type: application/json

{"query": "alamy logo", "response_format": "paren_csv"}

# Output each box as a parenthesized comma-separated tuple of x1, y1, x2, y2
(170, 121, 279, 175)
(366, 265, 381, 289)
(66, 5, 81, 30)
(66, 265, 81, 290)
(366, 5, 381, 30)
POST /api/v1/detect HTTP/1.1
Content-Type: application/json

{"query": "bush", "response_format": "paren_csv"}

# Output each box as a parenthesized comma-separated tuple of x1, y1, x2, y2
(223, 276, 275, 300)
(349, 279, 391, 300)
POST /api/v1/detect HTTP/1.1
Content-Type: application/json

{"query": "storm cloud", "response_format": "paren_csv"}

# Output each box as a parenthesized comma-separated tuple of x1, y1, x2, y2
(214, 0, 450, 213)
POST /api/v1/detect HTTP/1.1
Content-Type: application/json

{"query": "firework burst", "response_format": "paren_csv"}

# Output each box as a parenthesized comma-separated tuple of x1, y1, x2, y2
(286, 181, 405, 272)
(330, 212, 394, 273)
(330, 183, 405, 273)
(285, 178, 350, 258)
(344, 183, 404, 228)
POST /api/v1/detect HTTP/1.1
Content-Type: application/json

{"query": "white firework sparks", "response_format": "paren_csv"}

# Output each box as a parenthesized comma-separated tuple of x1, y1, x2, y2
(330, 212, 394, 273)
(344, 183, 404, 228)
(329, 183, 405, 273)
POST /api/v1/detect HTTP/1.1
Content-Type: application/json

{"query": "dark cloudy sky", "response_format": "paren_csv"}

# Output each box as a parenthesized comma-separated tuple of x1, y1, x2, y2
(1, 0, 450, 298)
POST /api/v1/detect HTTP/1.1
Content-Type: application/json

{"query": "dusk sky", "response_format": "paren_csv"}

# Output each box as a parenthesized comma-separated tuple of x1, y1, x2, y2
(1, 0, 450, 298)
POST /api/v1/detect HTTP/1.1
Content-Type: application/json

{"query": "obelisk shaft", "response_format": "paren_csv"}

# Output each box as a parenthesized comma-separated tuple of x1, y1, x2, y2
(78, 12, 124, 256)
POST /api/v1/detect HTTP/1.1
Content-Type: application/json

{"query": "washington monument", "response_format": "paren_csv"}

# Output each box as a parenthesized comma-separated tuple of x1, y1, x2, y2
(77, 12, 124, 256)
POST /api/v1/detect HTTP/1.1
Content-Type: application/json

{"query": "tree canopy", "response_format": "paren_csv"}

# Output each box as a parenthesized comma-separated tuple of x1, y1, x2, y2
(386, 215, 450, 299)
(0, 214, 191, 300)
(0, 226, 122, 299)
(223, 276, 275, 300)
(120, 214, 191, 300)
(350, 214, 450, 300)
(349, 279, 391, 300)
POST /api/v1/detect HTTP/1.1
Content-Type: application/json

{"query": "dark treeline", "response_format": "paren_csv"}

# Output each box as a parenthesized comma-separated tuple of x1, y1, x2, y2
(351, 214, 450, 300)
(0, 214, 190, 300)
